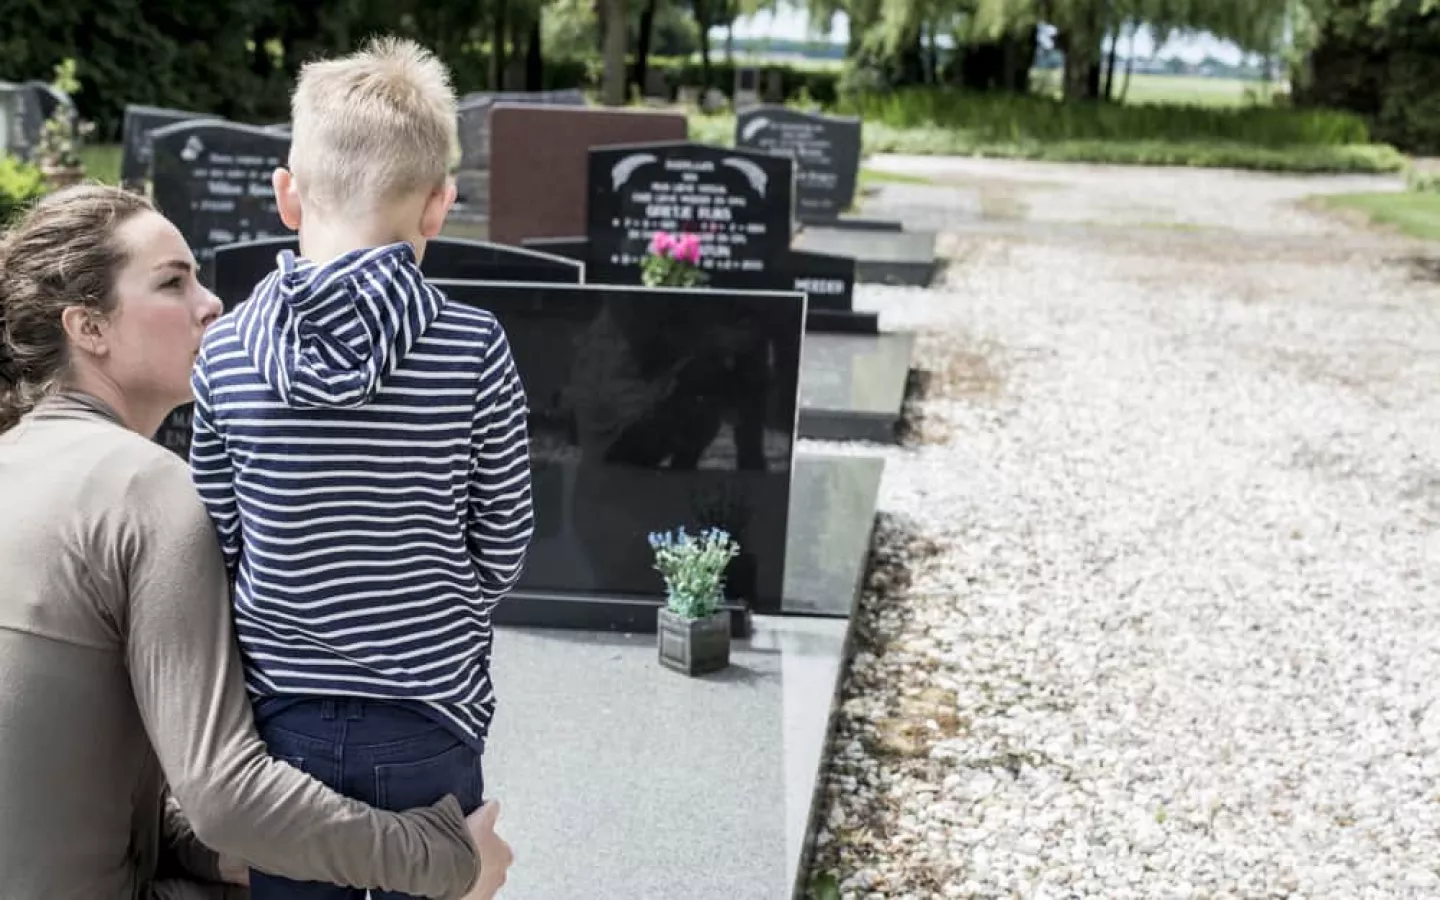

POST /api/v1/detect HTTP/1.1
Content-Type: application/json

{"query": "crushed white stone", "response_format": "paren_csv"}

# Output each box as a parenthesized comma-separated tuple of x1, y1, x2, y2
(808, 160, 1440, 900)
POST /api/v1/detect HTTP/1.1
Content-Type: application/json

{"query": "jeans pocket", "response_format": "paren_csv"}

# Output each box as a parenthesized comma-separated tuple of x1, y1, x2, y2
(373, 739, 482, 814)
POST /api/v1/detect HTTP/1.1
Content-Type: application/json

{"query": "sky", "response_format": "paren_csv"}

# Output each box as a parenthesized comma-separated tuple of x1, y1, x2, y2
(715, 7, 1254, 65)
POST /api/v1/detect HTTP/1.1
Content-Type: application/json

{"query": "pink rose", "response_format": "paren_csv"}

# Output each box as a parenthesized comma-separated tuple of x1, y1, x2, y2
(649, 231, 674, 257)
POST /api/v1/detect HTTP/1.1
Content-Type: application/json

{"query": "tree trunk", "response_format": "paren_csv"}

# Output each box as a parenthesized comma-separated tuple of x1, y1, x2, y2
(490, 0, 508, 91)
(634, 0, 659, 97)
(526, 18, 544, 91)
(1059, 25, 1104, 101)
(1103, 25, 1121, 100)
(603, 0, 629, 105)
(695, 0, 713, 89)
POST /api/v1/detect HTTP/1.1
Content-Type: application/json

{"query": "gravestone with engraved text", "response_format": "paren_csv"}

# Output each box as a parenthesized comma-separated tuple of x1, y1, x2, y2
(587, 141, 793, 286)
(148, 121, 291, 458)
(735, 106, 861, 224)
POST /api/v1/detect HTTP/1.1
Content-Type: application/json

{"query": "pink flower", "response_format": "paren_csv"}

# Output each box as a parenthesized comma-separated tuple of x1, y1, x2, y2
(649, 231, 674, 257)
(674, 233, 701, 265)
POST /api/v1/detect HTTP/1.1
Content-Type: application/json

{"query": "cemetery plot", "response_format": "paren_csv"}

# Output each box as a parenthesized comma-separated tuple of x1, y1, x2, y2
(434, 278, 805, 627)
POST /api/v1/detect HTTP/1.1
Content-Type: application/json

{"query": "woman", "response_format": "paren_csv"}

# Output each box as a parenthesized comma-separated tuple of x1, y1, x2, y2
(0, 185, 511, 900)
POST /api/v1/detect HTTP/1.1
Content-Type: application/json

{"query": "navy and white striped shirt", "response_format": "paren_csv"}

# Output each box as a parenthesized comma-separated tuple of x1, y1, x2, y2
(189, 241, 534, 748)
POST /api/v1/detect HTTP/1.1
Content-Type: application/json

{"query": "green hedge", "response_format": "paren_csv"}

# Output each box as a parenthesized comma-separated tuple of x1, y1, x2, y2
(834, 87, 1374, 148)
(0, 157, 46, 226)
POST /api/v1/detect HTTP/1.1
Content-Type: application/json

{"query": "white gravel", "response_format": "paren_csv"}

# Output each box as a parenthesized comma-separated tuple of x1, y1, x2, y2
(810, 160, 1440, 899)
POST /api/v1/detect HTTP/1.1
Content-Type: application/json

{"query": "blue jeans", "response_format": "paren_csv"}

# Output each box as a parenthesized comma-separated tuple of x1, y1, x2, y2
(247, 697, 485, 900)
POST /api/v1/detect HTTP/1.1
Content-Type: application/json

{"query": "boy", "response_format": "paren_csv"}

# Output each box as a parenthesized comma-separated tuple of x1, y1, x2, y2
(189, 37, 534, 899)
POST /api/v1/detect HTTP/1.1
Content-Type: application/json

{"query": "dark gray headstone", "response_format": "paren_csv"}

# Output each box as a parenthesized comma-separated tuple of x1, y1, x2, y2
(120, 104, 215, 190)
(0, 84, 26, 159)
(586, 141, 794, 284)
(736, 106, 861, 223)
(148, 120, 291, 281)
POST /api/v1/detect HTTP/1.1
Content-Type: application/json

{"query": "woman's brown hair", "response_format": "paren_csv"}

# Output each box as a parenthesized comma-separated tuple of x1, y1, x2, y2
(0, 183, 154, 432)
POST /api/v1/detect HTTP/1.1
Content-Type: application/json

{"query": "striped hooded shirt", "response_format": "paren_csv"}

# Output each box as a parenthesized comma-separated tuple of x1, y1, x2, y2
(188, 240, 534, 748)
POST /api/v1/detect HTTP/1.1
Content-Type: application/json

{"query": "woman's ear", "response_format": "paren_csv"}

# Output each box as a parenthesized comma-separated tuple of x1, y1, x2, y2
(272, 167, 303, 231)
(59, 305, 108, 359)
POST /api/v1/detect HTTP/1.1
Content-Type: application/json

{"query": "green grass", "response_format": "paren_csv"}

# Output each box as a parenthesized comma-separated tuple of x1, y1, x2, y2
(1031, 72, 1284, 108)
(858, 167, 933, 186)
(79, 144, 121, 185)
(1317, 191, 1440, 240)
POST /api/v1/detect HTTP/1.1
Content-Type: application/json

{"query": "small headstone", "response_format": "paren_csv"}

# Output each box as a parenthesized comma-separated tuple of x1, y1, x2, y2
(761, 70, 785, 103)
(0, 84, 26, 159)
(734, 66, 760, 108)
(487, 105, 687, 246)
(677, 86, 701, 107)
(736, 106, 861, 224)
(148, 120, 291, 281)
(701, 89, 728, 114)
(586, 141, 793, 284)
(119, 104, 215, 190)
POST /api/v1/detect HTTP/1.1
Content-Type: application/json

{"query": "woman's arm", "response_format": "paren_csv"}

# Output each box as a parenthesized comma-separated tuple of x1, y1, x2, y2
(118, 452, 480, 899)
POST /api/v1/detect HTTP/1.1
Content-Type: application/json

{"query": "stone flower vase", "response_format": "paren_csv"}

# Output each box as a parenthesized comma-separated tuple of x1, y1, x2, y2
(657, 603, 731, 676)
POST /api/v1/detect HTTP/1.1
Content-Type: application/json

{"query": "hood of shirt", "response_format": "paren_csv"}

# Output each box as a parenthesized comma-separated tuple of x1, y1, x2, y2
(232, 241, 443, 410)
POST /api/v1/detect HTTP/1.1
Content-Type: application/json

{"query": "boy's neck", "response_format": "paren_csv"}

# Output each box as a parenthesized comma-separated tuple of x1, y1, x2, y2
(297, 217, 423, 268)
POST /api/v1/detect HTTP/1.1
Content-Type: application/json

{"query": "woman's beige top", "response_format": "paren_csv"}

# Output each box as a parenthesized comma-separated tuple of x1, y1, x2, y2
(0, 392, 481, 900)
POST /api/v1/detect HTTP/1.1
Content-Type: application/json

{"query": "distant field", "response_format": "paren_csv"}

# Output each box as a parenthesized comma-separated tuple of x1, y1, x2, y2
(1029, 72, 1284, 107)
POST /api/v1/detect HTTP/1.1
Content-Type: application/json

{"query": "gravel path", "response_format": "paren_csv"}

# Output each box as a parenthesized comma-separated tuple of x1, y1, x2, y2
(809, 157, 1440, 899)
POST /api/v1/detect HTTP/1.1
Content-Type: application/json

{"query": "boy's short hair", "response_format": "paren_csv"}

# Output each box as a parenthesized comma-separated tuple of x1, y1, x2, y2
(288, 36, 458, 214)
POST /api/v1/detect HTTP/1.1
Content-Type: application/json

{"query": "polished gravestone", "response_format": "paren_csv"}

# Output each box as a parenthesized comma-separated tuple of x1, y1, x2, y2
(119, 104, 213, 190)
(735, 106, 861, 225)
(795, 224, 938, 286)
(798, 331, 915, 444)
(210, 235, 585, 309)
(434, 279, 805, 633)
(148, 120, 291, 278)
(486, 612, 853, 900)
(452, 90, 601, 217)
(517, 140, 877, 334)
(0, 84, 26, 159)
(147, 120, 290, 459)
(587, 141, 794, 285)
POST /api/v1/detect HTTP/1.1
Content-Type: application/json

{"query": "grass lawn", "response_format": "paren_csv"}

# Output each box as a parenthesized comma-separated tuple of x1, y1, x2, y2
(1316, 191, 1440, 241)
(79, 144, 121, 185)
(1030, 72, 1284, 108)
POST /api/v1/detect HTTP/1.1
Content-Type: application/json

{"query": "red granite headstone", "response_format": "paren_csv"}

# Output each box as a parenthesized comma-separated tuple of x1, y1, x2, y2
(487, 104, 688, 246)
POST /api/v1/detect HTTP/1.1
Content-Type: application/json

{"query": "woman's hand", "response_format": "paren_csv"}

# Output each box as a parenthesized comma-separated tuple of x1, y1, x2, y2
(463, 801, 512, 899)
(217, 855, 250, 886)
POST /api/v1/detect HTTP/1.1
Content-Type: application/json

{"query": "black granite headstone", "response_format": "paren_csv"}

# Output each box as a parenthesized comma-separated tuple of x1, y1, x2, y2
(587, 141, 793, 285)
(119, 104, 215, 190)
(735, 106, 861, 223)
(148, 121, 290, 459)
(211, 235, 584, 311)
(433, 278, 804, 619)
(148, 120, 291, 281)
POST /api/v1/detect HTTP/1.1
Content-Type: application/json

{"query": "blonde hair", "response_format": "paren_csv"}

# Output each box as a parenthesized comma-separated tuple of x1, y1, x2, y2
(288, 36, 458, 215)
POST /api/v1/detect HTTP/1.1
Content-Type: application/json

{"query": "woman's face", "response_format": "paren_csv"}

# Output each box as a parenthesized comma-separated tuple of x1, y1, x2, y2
(99, 210, 222, 410)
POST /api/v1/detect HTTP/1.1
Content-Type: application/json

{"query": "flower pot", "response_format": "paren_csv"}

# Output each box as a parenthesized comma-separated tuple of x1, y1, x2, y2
(657, 606, 730, 676)
(41, 165, 85, 189)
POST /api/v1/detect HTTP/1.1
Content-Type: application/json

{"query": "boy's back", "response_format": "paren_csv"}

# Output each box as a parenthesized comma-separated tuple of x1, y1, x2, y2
(187, 36, 534, 900)
(191, 241, 533, 743)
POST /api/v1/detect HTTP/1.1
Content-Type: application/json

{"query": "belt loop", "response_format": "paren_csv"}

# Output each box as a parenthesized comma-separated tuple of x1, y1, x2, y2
(347, 699, 364, 721)
(320, 699, 337, 721)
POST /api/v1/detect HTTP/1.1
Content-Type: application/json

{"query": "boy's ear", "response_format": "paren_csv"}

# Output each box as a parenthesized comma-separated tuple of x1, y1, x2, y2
(419, 178, 457, 240)
(272, 167, 302, 231)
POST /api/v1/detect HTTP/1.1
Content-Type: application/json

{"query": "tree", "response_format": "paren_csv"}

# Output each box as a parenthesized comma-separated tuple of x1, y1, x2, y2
(603, 0, 629, 104)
